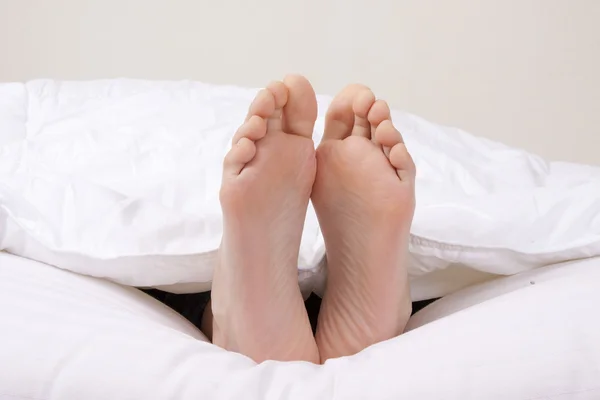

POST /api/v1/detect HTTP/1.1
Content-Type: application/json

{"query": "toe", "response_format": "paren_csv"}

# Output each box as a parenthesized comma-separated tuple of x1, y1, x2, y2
(351, 89, 376, 138)
(374, 120, 403, 148)
(232, 115, 268, 145)
(265, 80, 288, 131)
(266, 81, 289, 112)
(324, 84, 373, 141)
(389, 143, 416, 182)
(223, 137, 257, 176)
(368, 99, 394, 150)
(367, 100, 391, 128)
(245, 89, 276, 121)
(282, 74, 317, 138)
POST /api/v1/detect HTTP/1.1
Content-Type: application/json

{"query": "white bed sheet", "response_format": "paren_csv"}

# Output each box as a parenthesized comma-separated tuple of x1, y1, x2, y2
(1, 252, 598, 399)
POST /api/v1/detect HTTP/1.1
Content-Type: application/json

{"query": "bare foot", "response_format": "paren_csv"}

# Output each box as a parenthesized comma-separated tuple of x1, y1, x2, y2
(211, 75, 319, 363)
(313, 85, 416, 362)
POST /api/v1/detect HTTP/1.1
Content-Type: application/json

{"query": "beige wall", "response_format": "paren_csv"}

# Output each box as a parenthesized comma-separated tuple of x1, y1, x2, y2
(1, 0, 598, 164)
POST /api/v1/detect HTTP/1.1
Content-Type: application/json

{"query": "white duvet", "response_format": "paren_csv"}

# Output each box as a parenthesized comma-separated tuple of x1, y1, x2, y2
(1, 79, 600, 300)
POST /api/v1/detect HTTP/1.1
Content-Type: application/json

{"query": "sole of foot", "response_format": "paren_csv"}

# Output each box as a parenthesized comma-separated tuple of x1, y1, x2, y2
(211, 75, 320, 363)
(312, 84, 416, 362)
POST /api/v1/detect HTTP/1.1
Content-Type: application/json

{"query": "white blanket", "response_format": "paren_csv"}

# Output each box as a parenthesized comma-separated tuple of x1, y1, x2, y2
(1, 79, 599, 299)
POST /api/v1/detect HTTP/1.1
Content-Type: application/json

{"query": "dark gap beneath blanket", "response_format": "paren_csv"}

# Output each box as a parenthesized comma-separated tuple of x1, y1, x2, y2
(143, 289, 439, 335)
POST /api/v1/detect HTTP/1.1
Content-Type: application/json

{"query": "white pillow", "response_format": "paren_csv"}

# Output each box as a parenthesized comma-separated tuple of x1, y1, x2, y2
(0, 79, 599, 300)
(2, 252, 599, 399)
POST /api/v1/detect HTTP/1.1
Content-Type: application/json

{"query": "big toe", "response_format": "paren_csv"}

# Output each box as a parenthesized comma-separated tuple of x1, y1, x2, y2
(282, 74, 317, 138)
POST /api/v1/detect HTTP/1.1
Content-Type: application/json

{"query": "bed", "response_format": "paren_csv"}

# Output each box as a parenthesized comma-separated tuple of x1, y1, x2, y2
(1, 79, 600, 399)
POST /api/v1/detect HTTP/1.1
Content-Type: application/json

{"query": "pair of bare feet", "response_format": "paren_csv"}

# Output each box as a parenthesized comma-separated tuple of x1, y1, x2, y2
(208, 75, 415, 364)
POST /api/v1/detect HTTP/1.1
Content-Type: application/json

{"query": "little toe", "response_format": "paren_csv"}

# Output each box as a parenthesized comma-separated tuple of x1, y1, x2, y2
(223, 137, 257, 176)
(232, 115, 267, 145)
(282, 74, 317, 138)
(389, 143, 416, 182)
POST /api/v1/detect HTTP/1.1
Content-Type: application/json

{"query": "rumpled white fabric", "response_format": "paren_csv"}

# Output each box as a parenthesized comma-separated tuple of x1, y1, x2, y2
(1, 79, 599, 300)
(1, 252, 599, 399)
